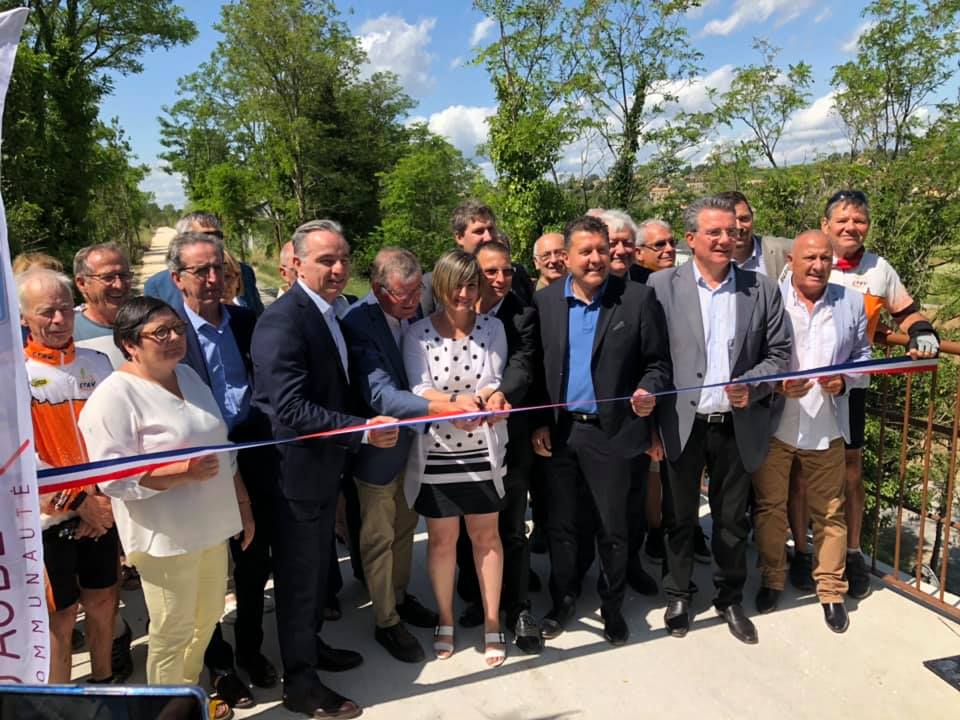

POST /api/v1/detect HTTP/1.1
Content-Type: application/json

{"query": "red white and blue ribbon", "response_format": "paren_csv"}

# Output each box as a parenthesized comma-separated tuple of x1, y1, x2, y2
(34, 355, 938, 494)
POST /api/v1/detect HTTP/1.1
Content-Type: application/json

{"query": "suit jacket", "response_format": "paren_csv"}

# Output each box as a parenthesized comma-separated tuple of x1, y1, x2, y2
(773, 280, 872, 444)
(420, 263, 534, 315)
(647, 262, 792, 473)
(533, 273, 672, 457)
(341, 299, 429, 485)
(250, 282, 364, 502)
(760, 234, 792, 282)
(628, 264, 652, 284)
(494, 292, 538, 470)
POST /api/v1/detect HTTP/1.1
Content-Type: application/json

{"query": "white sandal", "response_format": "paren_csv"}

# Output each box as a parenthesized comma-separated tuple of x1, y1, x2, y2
(484, 631, 506, 668)
(433, 625, 455, 659)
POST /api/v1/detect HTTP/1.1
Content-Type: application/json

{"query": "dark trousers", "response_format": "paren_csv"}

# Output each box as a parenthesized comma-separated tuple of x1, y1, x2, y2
(204, 443, 277, 673)
(627, 454, 652, 570)
(271, 488, 337, 696)
(456, 466, 532, 618)
(545, 419, 631, 611)
(529, 458, 548, 530)
(340, 460, 364, 584)
(662, 418, 751, 609)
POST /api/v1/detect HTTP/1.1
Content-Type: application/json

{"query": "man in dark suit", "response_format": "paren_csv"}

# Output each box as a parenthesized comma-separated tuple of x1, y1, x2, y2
(159, 231, 278, 708)
(420, 200, 534, 314)
(531, 215, 672, 645)
(647, 195, 792, 645)
(251, 219, 398, 720)
(454, 240, 543, 653)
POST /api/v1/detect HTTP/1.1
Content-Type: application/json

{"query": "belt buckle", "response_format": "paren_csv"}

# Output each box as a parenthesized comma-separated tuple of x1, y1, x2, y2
(707, 412, 726, 424)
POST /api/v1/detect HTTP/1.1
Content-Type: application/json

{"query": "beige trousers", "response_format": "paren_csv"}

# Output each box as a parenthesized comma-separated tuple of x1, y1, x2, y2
(753, 437, 849, 602)
(129, 542, 228, 684)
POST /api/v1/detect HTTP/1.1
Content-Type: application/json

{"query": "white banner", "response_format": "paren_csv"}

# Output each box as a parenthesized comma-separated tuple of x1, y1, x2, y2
(0, 7, 49, 685)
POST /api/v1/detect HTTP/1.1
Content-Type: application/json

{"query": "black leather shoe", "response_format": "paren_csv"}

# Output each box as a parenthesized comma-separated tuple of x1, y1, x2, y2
(282, 684, 361, 719)
(396, 594, 439, 629)
(790, 551, 816, 592)
(822, 602, 849, 633)
(845, 551, 872, 599)
(323, 596, 342, 622)
(315, 639, 363, 672)
(715, 604, 758, 644)
(627, 560, 659, 596)
(458, 601, 484, 628)
(664, 599, 690, 638)
(511, 610, 544, 654)
(237, 653, 278, 689)
(375, 623, 425, 663)
(528, 568, 542, 593)
(601, 607, 629, 646)
(211, 671, 255, 709)
(540, 595, 576, 639)
(755, 587, 780, 615)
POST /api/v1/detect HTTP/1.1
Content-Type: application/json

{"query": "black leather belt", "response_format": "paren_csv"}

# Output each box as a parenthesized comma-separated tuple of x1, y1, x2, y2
(567, 411, 600, 424)
(695, 412, 732, 424)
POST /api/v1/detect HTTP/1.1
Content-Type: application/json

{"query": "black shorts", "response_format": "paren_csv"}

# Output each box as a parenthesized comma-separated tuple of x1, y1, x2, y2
(846, 387, 867, 450)
(43, 521, 119, 612)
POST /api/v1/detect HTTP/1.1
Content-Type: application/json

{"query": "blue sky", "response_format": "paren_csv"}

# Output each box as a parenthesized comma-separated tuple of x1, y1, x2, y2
(95, 1, 928, 208)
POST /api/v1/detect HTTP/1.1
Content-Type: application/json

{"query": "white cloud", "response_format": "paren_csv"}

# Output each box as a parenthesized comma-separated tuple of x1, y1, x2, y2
(701, 0, 815, 37)
(449, 56, 464, 69)
(425, 104, 496, 157)
(841, 21, 875, 53)
(814, 8, 833, 23)
(686, 0, 718, 20)
(358, 15, 436, 95)
(650, 64, 736, 114)
(139, 166, 186, 208)
(470, 17, 495, 47)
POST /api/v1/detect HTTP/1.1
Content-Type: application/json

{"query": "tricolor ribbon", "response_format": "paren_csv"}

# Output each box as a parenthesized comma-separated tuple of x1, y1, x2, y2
(35, 355, 937, 494)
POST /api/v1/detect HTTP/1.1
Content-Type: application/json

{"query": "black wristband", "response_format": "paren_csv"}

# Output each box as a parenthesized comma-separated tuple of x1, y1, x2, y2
(67, 491, 88, 512)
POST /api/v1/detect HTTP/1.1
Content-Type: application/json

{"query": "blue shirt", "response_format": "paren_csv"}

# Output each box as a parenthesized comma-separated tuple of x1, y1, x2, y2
(183, 304, 251, 431)
(563, 274, 605, 413)
(692, 262, 737, 413)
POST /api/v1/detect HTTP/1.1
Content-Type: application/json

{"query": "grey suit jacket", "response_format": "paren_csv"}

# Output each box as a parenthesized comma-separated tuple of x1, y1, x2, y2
(648, 261, 792, 473)
(760, 234, 792, 282)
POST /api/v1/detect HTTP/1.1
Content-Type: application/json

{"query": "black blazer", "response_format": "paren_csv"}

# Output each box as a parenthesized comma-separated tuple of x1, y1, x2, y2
(494, 291, 538, 470)
(533, 273, 672, 457)
(250, 283, 364, 501)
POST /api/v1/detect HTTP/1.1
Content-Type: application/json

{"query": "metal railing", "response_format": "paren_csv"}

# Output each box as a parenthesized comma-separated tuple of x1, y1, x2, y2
(866, 332, 960, 620)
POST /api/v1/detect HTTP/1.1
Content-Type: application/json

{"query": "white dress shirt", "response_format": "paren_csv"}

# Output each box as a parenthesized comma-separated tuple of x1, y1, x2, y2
(298, 278, 349, 375)
(775, 285, 841, 450)
(693, 262, 737, 414)
(736, 236, 768, 276)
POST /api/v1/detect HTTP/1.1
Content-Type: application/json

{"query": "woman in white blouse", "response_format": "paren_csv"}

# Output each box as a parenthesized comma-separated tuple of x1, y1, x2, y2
(403, 250, 510, 667)
(79, 296, 254, 690)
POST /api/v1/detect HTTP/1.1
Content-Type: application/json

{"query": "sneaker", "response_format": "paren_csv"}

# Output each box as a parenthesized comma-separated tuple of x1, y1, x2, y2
(789, 551, 816, 592)
(644, 527, 665, 564)
(693, 526, 712, 564)
(845, 551, 872, 599)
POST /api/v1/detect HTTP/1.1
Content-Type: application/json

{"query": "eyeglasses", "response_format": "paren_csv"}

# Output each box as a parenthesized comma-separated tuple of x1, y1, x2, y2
(381, 284, 421, 303)
(642, 238, 677, 252)
(141, 321, 188, 342)
(482, 267, 514, 278)
(536, 250, 565, 262)
(84, 271, 133, 284)
(201, 229, 224, 240)
(180, 263, 224, 278)
(32, 304, 74, 320)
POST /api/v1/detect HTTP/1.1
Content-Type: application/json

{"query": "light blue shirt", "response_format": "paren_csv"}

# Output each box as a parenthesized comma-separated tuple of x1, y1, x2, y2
(297, 279, 349, 375)
(736, 236, 768, 276)
(183, 304, 251, 432)
(563, 274, 604, 413)
(693, 262, 737, 413)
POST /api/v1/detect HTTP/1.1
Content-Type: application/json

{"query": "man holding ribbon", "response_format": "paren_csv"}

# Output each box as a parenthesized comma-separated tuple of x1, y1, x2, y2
(753, 230, 872, 633)
(648, 195, 792, 645)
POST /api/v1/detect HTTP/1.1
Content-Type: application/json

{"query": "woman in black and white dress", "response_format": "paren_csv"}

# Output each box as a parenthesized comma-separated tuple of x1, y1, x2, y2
(403, 249, 510, 667)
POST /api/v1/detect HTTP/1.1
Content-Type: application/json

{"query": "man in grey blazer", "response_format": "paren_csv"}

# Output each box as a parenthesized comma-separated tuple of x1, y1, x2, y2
(341, 248, 475, 663)
(647, 195, 792, 644)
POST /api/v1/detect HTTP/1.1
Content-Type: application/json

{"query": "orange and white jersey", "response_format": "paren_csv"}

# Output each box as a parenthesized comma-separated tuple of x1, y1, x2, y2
(25, 337, 113, 529)
(829, 251, 915, 343)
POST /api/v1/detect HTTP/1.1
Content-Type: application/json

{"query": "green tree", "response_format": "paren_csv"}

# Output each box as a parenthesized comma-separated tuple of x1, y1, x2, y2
(715, 38, 812, 168)
(1, 0, 196, 260)
(374, 127, 485, 269)
(831, 0, 960, 159)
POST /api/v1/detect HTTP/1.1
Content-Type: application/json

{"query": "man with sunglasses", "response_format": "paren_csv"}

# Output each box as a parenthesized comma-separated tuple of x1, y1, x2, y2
(165, 230, 279, 710)
(637, 219, 679, 273)
(715, 191, 792, 281)
(801, 190, 939, 600)
(144, 212, 265, 316)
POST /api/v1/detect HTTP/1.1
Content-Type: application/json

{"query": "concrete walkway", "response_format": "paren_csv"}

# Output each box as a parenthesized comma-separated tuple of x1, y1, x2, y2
(135, 226, 176, 291)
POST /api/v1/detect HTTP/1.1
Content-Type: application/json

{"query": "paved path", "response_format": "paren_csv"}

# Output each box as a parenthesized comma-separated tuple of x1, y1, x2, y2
(135, 226, 176, 291)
